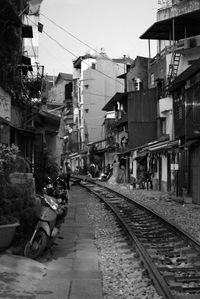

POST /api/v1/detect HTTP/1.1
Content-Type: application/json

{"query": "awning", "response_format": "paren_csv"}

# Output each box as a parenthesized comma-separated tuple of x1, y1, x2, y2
(140, 9, 200, 40)
(169, 58, 200, 91)
(102, 92, 126, 111)
(117, 73, 126, 79)
(87, 139, 106, 146)
(0, 116, 11, 125)
(145, 140, 179, 152)
(0, 116, 35, 134)
(179, 139, 199, 149)
(134, 151, 148, 160)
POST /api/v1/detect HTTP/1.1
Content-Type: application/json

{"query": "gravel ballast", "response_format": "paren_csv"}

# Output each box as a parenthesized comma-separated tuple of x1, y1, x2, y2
(100, 182, 200, 243)
(87, 192, 163, 299)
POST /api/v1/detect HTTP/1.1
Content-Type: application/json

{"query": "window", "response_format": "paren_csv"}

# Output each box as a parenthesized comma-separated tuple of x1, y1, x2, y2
(92, 63, 96, 70)
(177, 105, 183, 120)
(160, 118, 166, 135)
(84, 108, 89, 113)
(150, 73, 155, 86)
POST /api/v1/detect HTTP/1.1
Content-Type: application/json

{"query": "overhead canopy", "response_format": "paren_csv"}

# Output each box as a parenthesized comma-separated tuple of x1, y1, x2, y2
(179, 139, 199, 149)
(169, 58, 200, 91)
(140, 9, 200, 40)
(102, 92, 126, 111)
(117, 73, 126, 79)
(134, 151, 148, 160)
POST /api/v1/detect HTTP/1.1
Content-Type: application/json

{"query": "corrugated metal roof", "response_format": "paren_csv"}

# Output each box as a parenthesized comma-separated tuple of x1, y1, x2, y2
(102, 92, 126, 111)
(55, 72, 72, 85)
(140, 9, 200, 40)
(169, 58, 200, 91)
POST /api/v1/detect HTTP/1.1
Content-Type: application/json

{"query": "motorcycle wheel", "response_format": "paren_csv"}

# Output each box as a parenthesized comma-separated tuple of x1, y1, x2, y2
(24, 230, 48, 259)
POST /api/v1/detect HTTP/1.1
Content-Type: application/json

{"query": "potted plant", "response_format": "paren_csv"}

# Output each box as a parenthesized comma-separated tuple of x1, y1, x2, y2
(0, 144, 39, 253)
(0, 144, 20, 250)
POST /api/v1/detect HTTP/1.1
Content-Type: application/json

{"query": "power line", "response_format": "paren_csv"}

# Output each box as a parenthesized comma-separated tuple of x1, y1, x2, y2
(83, 91, 113, 98)
(27, 17, 124, 86)
(41, 13, 126, 71)
(43, 30, 123, 85)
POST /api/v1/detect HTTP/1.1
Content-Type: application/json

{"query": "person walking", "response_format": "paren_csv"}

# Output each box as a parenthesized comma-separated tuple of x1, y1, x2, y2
(65, 162, 71, 190)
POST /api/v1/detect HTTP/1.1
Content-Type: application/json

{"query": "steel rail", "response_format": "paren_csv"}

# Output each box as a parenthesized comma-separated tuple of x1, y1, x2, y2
(74, 177, 200, 299)
(81, 181, 174, 299)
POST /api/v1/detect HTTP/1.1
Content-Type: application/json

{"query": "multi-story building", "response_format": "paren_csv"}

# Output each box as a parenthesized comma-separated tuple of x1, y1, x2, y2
(170, 58, 200, 204)
(0, 0, 62, 191)
(102, 56, 157, 183)
(138, 0, 200, 197)
(41, 72, 73, 167)
(69, 50, 126, 171)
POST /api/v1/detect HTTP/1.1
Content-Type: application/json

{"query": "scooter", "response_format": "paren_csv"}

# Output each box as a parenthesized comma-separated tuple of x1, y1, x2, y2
(24, 190, 68, 259)
(98, 169, 113, 181)
(46, 176, 68, 204)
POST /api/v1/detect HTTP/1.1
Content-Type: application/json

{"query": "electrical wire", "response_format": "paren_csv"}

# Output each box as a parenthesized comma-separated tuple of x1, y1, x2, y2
(83, 91, 113, 98)
(27, 17, 124, 86)
(40, 13, 126, 71)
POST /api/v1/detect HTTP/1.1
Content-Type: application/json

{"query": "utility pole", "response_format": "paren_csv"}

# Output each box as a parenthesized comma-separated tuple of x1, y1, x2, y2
(123, 54, 127, 93)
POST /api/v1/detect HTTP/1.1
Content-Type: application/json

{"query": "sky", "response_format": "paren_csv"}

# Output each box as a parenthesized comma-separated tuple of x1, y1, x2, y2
(38, 0, 158, 76)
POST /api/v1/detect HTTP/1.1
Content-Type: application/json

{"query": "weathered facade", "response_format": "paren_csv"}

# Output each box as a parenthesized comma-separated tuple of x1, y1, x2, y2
(170, 59, 200, 203)
(69, 51, 126, 172)
(138, 0, 200, 197)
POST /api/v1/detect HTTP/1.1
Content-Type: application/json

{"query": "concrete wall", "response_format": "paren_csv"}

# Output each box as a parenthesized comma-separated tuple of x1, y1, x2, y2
(45, 134, 62, 166)
(81, 55, 124, 143)
(157, 0, 200, 21)
(127, 56, 149, 91)
(0, 87, 11, 121)
(148, 55, 167, 88)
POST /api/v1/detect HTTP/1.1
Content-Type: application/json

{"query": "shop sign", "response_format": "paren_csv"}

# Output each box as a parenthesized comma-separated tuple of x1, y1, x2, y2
(171, 163, 179, 170)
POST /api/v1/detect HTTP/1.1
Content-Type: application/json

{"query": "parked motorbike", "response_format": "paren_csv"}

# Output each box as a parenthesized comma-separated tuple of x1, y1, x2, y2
(24, 190, 68, 259)
(98, 169, 113, 182)
(52, 176, 69, 204)
(46, 176, 68, 204)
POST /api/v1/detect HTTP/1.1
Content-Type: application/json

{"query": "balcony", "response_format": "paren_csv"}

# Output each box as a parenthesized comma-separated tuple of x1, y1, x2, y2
(159, 96, 173, 117)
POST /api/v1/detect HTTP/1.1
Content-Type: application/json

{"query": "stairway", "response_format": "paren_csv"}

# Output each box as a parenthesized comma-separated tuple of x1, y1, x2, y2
(167, 52, 181, 85)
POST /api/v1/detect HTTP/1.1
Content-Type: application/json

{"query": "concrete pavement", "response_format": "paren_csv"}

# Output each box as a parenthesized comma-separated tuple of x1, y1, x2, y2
(0, 185, 103, 299)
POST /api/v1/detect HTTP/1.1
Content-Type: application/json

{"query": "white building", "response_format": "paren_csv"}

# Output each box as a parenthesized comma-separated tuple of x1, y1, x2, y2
(70, 50, 125, 170)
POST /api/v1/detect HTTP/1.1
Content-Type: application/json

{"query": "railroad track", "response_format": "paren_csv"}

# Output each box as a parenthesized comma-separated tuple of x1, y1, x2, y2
(74, 178, 200, 299)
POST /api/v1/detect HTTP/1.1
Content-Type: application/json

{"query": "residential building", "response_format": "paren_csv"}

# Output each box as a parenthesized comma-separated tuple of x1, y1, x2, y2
(68, 50, 126, 171)
(0, 0, 61, 191)
(41, 72, 73, 167)
(139, 0, 200, 197)
(100, 55, 156, 181)
(169, 58, 200, 204)
(0, 0, 34, 158)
